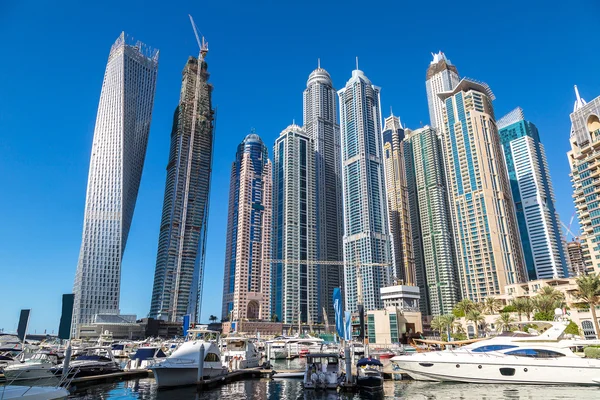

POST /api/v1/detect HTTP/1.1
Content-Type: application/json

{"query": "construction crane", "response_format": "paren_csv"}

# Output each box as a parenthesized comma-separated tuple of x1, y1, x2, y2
(561, 211, 579, 241)
(188, 15, 208, 60)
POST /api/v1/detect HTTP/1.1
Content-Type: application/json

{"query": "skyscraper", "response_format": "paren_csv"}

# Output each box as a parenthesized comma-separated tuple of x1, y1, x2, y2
(303, 65, 343, 324)
(149, 50, 215, 322)
(272, 124, 318, 325)
(439, 78, 526, 302)
(497, 107, 567, 280)
(338, 67, 392, 312)
(72, 33, 159, 335)
(403, 126, 460, 315)
(221, 133, 272, 322)
(381, 114, 415, 285)
(426, 52, 460, 130)
(567, 240, 585, 276)
(568, 86, 600, 274)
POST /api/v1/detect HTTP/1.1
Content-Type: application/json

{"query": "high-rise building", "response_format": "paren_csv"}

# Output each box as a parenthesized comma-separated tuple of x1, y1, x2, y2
(303, 65, 343, 324)
(439, 78, 526, 302)
(497, 107, 568, 280)
(72, 33, 159, 335)
(568, 86, 600, 274)
(403, 126, 460, 315)
(338, 67, 392, 312)
(567, 239, 585, 276)
(149, 51, 215, 322)
(272, 124, 318, 324)
(381, 114, 416, 285)
(221, 133, 272, 322)
(426, 51, 460, 130)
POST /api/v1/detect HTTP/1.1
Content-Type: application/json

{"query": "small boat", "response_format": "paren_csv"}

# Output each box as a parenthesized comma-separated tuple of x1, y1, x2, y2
(125, 346, 167, 371)
(110, 342, 135, 358)
(3, 351, 63, 382)
(356, 357, 384, 391)
(221, 337, 260, 370)
(150, 329, 227, 388)
(0, 385, 69, 400)
(302, 353, 341, 390)
(50, 346, 121, 378)
(272, 370, 304, 379)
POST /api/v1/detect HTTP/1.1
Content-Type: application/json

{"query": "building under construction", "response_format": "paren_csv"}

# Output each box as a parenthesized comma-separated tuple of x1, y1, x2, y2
(149, 31, 215, 323)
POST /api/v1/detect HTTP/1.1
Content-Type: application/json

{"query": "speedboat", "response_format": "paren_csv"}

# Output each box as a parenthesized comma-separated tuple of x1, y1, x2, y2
(0, 385, 69, 400)
(51, 346, 121, 378)
(111, 342, 135, 358)
(221, 337, 260, 370)
(150, 329, 227, 388)
(3, 351, 63, 382)
(302, 353, 341, 390)
(125, 346, 167, 371)
(356, 357, 384, 391)
(391, 320, 600, 385)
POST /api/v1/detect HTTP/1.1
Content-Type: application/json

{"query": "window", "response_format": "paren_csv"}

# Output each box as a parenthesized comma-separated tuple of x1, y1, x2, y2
(505, 349, 565, 358)
(582, 320, 597, 339)
(204, 353, 220, 362)
(471, 345, 518, 353)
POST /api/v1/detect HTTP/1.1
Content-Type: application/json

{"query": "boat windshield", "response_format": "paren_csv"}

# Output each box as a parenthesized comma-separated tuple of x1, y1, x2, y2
(307, 356, 338, 365)
(133, 348, 166, 360)
(226, 340, 247, 351)
(470, 345, 518, 353)
(111, 344, 125, 350)
(188, 331, 219, 342)
(75, 354, 113, 362)
(505, 349, 566, 358)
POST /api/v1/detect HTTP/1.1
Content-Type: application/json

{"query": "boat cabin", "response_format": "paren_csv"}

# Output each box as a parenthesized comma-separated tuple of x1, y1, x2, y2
(186, 329, 220, 343)
(306, 353, 339, 373)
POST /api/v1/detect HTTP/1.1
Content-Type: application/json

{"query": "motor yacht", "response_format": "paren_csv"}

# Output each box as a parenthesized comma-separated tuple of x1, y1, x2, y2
(125, 346, 167, 371)
(150, 329, 227, 388)
(391, 320, 600, 385)
(50, 346, 121, 378)
(110, 342, 135, 358)
(3, 351, 63, 382)
(0, 385, 69, 400)
(221, 337, 260, 370)
(302, 353, 341, 390)
(356, 357, 384, 391)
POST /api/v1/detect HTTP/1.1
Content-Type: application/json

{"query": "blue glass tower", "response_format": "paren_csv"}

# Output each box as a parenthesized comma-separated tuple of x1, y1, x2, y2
(498, 108, 568, 279)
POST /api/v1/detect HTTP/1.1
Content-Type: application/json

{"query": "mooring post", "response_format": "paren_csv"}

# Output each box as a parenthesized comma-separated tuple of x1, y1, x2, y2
(197, 344, 206, 383)
(344, 345, 351, 384)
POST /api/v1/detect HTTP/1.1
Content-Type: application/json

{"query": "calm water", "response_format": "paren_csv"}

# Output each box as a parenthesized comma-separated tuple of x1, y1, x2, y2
(66, 359, 600, 400)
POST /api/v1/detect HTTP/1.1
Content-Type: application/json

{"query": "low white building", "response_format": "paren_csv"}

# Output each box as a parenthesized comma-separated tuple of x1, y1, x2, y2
(380, 285, 420, 311)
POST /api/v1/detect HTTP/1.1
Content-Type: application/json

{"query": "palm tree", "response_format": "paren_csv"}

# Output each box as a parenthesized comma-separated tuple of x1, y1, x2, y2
(209, 315, 218, 324)
(533, 294, 563, 317)
(537, 286, 565, 302)
(512, 298, 527, 321)
(495, 312, 516, 332)
(454, 299, 477, 317)
(466, 310, 485, 338)
(483, 297, 501, 315)
(430, 316, 445, 337)
(573, 273, 600, 338)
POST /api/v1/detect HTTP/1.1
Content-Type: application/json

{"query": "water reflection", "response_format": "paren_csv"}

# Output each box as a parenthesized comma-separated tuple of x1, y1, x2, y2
(68, 377, 600, 400)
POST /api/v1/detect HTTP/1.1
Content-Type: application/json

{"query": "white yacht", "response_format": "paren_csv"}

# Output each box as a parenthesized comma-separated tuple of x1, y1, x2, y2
(0, 385, 69, 400)
(268, 337, 292, 360)
(125, 346, 167, 371)
(221, 337, 260, 370)
(391, 320, 600, 385)
(150, 329, 227, 388)
(3, 351, 62, 382)
(302, 353, 341, 390)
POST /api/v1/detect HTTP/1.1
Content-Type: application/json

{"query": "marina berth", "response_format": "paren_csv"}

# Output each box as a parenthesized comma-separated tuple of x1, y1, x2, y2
(221, 337, 260, 370)
(302, 353, 341, 390)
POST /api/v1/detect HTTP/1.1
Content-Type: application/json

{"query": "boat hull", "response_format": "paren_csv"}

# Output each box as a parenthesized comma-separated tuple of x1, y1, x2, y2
(357, 376, 383, 391)
(152, 366, 227, 388)
(3, 367, 56, 382)
(0, 385, 69, 400)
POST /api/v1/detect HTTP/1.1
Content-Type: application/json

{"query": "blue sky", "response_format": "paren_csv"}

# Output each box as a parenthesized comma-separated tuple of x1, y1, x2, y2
(1, 0, 598, 333)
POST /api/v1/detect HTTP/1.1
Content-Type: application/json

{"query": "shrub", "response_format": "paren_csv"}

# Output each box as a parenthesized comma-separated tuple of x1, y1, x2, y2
(533, 311, 554, 321)
(584, 347, 600, 359)
(564, 320, 581, 336)
(502, 305, 516, 313)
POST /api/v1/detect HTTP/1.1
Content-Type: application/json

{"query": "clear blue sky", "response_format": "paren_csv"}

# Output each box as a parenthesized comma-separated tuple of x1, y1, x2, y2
(1, 0, 598, 333)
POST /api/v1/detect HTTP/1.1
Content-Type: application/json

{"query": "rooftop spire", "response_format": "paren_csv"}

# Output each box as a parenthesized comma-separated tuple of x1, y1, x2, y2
(573, 84, 587, 112)
(318, 58, 320, 69)
(355, 56, 359, 70)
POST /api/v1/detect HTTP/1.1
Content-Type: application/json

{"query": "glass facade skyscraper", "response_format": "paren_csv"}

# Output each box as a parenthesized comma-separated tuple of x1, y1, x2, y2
(439, 79, 526, 302)
(149, 55, 215, 323)
(72, 33, 159, 336)
(272, 124, 318, 324)
(403, 126, 460, 315)
(338, 68, 392, 312)
(221, 133, 272, 322)
(498, 107, 567, 279)
(303, 66, 343, 324)
(426, 52, 460, 130)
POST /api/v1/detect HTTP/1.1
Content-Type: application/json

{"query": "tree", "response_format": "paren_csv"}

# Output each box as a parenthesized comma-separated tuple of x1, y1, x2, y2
(453, 299, 477, 318)
(537, 286, 565, 302)
(209, 315, 218, 324)
(466, 310, 485, 338)
(430, 316, 445, 337)
(512, 298, 530, 321)
(271, 314, 279, 322)
(483, 297, 502, 315)
(495, 312, 515, 332)
(573, 273, 600, 338)
(564, 320, 581, 336)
